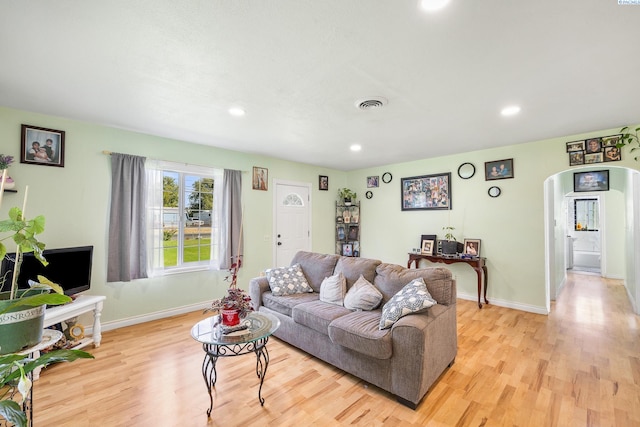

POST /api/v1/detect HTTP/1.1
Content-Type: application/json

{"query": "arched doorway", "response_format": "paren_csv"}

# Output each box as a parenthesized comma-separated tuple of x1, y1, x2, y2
(544, 166, 640, 314)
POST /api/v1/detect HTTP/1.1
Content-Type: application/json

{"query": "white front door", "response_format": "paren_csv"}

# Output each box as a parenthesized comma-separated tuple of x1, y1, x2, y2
(274, 181, 311, 266)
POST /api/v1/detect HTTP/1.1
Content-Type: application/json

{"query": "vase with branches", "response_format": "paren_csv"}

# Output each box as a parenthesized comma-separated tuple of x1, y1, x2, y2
(205, 255, 253, 326)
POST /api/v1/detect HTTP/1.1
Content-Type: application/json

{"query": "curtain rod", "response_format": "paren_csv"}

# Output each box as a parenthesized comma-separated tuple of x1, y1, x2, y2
(102, 150, 247, 173)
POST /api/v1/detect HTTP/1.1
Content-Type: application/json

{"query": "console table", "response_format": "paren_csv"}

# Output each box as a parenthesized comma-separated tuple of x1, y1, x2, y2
(408, 253, 488, 308)
(44, 295, 106, 349)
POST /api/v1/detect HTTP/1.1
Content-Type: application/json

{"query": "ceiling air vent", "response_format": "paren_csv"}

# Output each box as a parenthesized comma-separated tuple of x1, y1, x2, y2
(355, 97, 388, 110)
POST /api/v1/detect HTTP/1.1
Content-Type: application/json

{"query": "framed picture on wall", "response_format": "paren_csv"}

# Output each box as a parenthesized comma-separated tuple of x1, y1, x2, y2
(401, 172, 451, 211)
(20, 124, 65, 167)
(319, 175, 329, 190)
(252, 166, 268, 191)
(484, 158, 514, 180)
(573, 170, 609, 192)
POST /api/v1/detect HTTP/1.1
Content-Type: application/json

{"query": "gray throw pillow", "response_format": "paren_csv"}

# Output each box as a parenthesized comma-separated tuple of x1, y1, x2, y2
(344, 275, 383, 311)
(319, 273, 346, 306)
(379, 278, 437, 330)
(266, 264, 313, 296)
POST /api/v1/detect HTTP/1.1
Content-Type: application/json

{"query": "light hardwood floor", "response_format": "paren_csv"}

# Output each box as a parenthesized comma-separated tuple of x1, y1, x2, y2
(33, 273, 640, 426)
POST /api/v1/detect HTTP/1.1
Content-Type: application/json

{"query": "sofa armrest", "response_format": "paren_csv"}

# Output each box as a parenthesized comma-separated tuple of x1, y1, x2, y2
(249, 276, 270, 310)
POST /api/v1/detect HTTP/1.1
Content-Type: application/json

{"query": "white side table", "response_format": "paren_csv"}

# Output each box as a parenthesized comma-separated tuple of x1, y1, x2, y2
(44, 295, 106, 349)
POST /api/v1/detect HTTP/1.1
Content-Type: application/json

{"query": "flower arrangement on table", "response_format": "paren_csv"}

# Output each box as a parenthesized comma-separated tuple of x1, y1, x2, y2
(205, 255, 253, 326)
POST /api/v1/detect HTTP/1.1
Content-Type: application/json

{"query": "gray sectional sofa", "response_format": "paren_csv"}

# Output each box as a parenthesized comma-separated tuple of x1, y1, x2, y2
(248, 251, 457, 408)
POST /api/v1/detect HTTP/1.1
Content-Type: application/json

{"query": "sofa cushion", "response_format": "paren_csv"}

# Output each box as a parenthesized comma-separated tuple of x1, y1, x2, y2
(379, 278, 437, 330)
(328, 310, 392, 359)
(292, 300, 352, 335)
(319, 273, 346, 306)
(343, 275, 383, 311)
(262, 291, 319, 317)
(266, 264, 314, 296)
(334, 256, 381, 289)
(291, 251, 340, 292)
(374, 263, 453, 305)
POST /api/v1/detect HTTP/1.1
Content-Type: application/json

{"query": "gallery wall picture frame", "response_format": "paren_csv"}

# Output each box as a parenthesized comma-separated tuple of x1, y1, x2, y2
(367, 176, 379, 188)
(565, 134, 622, 166)
(421, 239, 435, 255)
(463, 239, 481, 256)
(484, 158, 514, 180)
(319, 175, 329, 190)
(252, 166, 268, 191)
(401, 172, 452, 211)
(20, 124, 65, 167)
(382, 172, 392, 183)
(573, 170, 609, 192)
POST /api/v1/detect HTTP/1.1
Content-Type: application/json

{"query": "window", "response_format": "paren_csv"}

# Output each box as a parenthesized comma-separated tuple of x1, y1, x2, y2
(147, 161, 222, 274)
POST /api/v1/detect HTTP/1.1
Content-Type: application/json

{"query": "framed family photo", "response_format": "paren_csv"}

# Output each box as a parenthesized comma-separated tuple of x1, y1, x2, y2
(367, 176, 379, 188)
(484, 158, 514, 180)
(401, 172, 451, 211)
(20, 124, 65, 167)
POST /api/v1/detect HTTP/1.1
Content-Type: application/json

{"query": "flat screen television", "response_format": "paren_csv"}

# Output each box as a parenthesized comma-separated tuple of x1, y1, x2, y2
(1, 245, 93, 296)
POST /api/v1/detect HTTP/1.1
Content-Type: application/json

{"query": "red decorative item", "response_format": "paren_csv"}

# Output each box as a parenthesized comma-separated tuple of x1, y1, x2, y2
(221, 307, 241, 326)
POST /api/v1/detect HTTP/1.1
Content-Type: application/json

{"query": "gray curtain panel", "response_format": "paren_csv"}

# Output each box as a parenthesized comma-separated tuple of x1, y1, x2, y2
(107, 153, 148, 282)
(220, 169, 243, 269)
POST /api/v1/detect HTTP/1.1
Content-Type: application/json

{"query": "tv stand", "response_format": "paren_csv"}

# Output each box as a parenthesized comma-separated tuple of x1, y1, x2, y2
(44, 294, 106, 349)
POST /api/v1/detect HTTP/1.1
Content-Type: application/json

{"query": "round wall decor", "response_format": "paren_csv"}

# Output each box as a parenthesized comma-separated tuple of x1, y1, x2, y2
(365, 191, 373, 199)
(457, 162, 475, 179)
(382, 172, 392, 184)
(488, 186, 501, 198)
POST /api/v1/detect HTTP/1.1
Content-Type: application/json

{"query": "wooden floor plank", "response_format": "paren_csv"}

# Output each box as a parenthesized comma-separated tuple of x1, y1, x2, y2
(31, 272, 640, 426)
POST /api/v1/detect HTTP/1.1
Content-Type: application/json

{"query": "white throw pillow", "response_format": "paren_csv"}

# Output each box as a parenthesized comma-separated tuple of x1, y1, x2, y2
(319, 273, 346, 306)
(379, 278, 437, 330)
(265, 264, 313, 296)
(344, 275, 383, 311)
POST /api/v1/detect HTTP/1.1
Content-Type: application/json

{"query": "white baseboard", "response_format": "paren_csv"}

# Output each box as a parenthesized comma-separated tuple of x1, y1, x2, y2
(100, 301, 211, 333)
(457, 292, 548, 315)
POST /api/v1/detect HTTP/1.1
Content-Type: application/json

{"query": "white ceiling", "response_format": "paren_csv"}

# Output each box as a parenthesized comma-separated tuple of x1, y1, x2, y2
(1, 1, 639, 171)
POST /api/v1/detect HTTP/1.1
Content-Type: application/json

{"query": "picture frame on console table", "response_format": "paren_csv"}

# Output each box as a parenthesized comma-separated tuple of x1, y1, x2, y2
(401, 172, 451, 211)
(421, 239, 434, 255)
(20, 124, 65, 167)
(463, 239, 481, 257)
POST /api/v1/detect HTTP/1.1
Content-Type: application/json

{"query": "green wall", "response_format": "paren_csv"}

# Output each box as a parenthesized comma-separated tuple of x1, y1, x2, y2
(2, 106, 638, 324)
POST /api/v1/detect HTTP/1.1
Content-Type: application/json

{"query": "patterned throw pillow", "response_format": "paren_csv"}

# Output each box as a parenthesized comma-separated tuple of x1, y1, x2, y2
(344, 275, 383, 311)
(266, 264, 313, 296)
(320, 273, 346, 306)
(379, 278, 437, 330)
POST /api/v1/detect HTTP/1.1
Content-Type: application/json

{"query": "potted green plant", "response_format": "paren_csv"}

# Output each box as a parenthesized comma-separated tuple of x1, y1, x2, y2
(618, 126, 640, 161)
(205, 255, 253, 326)
(338, 188, 357, 206)
(441, 226, 459, 255)
(1, 349, 93, 427)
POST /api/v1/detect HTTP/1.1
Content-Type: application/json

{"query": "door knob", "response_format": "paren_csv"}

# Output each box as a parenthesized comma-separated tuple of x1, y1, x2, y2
(277, 242, 282, 246)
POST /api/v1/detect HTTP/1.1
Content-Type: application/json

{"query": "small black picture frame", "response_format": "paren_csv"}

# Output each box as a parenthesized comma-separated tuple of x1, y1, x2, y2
(319, 175, 329, 191)
(573, 170, 609, 192)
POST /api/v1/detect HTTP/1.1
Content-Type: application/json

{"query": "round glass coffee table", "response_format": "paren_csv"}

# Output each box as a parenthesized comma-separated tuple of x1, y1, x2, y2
(191, 311, 280, 417)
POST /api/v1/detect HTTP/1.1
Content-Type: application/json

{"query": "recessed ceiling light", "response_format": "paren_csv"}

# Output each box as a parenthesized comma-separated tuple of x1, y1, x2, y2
(419, 0, 450, 12)
(350, 144, 362, 152)
(501, 105, 521, 117)
(228, 107, 245, 117)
